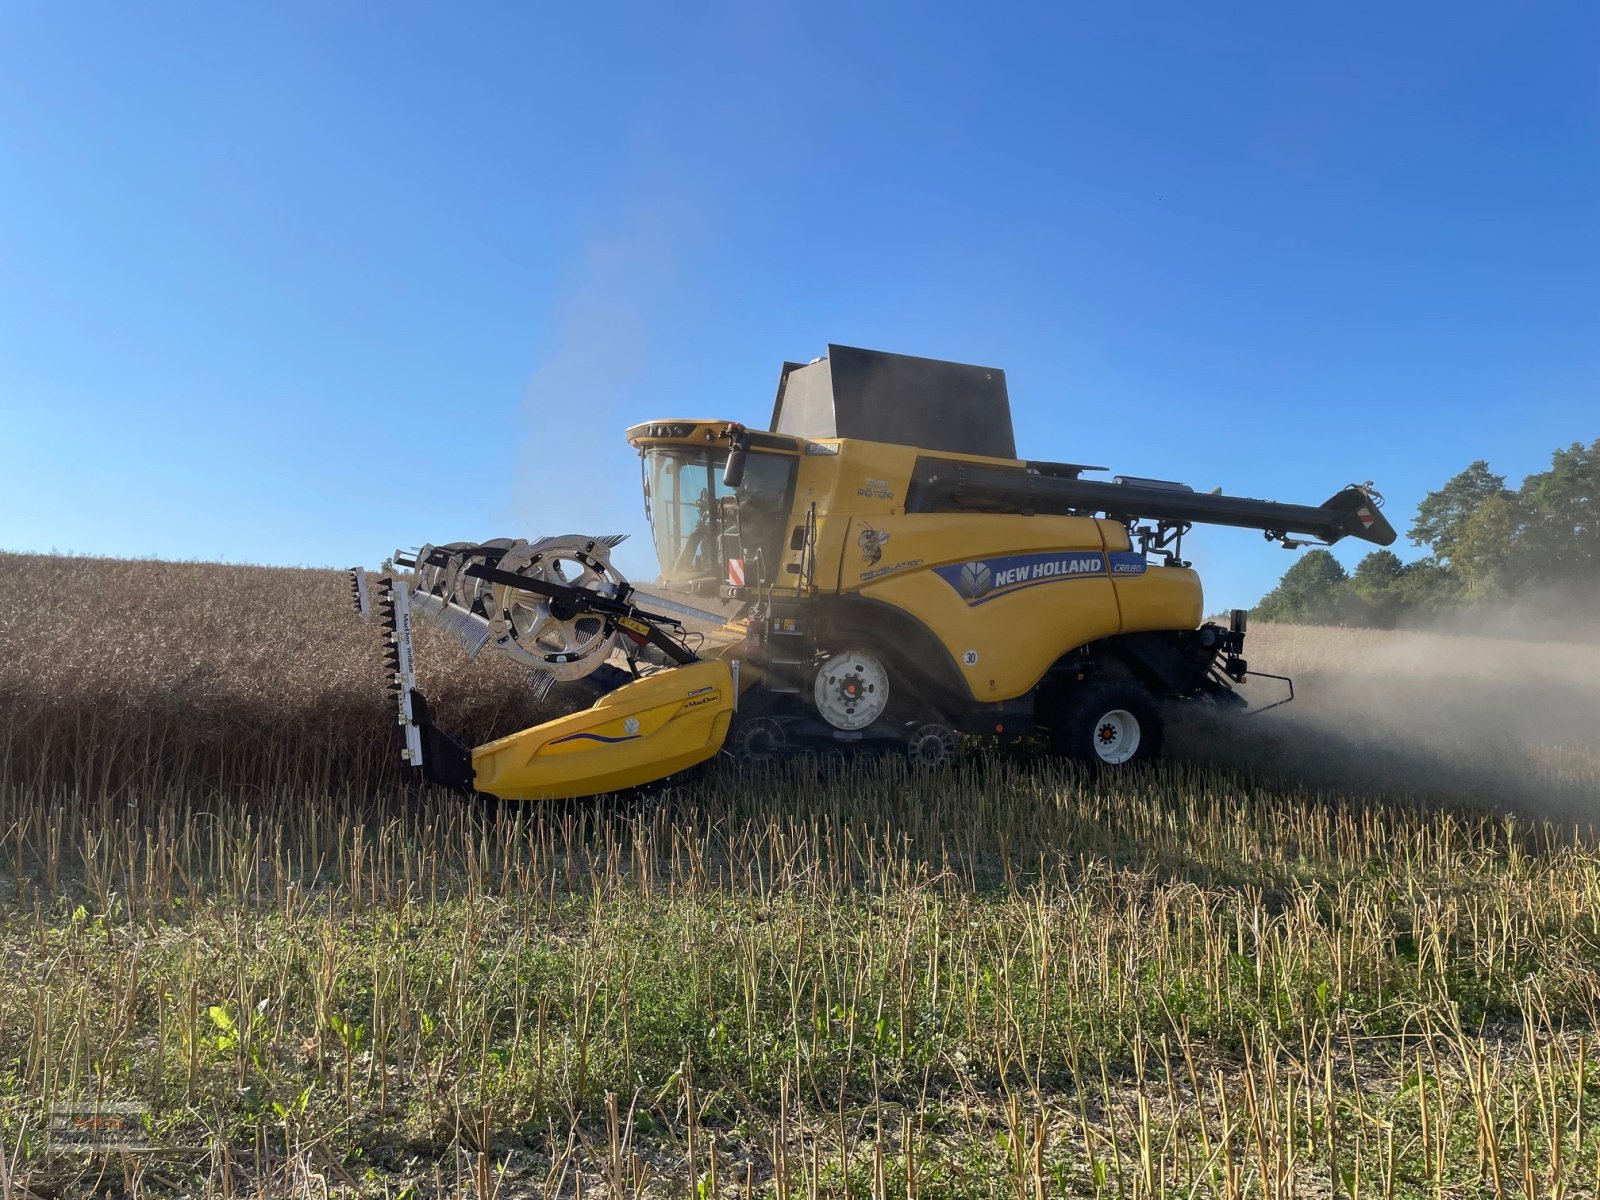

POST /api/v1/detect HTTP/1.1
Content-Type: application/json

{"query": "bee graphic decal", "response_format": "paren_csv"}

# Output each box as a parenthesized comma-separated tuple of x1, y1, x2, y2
(857, 527, 890, 565)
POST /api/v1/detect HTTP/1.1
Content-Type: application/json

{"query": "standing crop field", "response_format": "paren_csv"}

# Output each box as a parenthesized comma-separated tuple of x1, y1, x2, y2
(2, 552, 1599, 1198)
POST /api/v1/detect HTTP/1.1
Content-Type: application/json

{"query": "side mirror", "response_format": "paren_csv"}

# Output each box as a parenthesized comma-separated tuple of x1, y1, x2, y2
(722, 436, 749, 489)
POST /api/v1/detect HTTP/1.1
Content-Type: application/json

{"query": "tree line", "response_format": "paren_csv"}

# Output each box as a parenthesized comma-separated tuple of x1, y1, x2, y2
(1253, 438, 1598, 628)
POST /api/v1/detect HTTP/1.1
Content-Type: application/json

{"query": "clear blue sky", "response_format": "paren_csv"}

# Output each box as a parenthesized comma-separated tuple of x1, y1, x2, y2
(2, 1, 1595, 607)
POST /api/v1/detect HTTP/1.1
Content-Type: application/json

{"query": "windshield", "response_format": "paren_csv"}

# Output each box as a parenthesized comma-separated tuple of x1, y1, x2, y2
(642, 447, 796, 588)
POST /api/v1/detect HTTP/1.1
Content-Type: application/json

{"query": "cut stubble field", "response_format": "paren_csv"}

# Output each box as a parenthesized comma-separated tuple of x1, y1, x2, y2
(2, 551, 1599, 1199)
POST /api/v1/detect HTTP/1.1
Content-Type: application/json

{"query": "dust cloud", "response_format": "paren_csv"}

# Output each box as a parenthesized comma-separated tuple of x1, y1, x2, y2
(512, 205, 688, 584)
(1166, 614, 1600, 823)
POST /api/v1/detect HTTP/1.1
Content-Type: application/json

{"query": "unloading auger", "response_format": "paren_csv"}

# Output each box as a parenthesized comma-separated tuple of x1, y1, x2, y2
(353, 345, 1399, 800)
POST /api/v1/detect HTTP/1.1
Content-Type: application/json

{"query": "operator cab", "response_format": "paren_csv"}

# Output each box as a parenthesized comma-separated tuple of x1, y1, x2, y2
(627, 421, 800, 594)
(627, 347, 1017, 596)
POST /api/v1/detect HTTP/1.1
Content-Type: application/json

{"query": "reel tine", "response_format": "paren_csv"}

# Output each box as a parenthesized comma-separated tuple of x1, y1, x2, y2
(528, 668, 557, 704)
(457, 612, 492, 659)
(410, 589, 445, 624)
(440, 604, 491, 656)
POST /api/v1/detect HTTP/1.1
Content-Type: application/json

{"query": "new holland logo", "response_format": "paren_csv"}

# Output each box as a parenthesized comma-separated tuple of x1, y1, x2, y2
(956, 560, 992, 600)
(935, 551, 1113, 605)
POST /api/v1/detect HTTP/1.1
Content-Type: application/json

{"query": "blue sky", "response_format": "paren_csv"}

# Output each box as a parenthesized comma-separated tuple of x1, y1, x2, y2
(2, 1, 1595, 607)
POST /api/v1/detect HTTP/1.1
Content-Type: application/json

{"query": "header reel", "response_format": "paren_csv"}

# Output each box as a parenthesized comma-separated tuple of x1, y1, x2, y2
(486, 538, 627, 679)
(350, 532, 711, 794)
(388, 534, 636, 698)
(353, 532, 697, 710)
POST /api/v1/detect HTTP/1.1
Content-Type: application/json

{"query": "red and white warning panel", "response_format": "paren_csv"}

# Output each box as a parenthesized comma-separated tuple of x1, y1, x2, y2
(727, 558, 746, 587)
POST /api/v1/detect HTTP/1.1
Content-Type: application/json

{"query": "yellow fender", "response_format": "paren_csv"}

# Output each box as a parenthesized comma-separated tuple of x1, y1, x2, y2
(470, 660, 734, 800)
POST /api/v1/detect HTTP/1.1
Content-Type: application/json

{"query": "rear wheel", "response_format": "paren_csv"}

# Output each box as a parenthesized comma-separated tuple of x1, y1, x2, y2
(1047, 680, 1163, 768)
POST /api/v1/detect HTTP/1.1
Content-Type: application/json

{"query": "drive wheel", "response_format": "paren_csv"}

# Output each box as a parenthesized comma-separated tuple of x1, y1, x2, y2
(1048, 681, 1163, 769)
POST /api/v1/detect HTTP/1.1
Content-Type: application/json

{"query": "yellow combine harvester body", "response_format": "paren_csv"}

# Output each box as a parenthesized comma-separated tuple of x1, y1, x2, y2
(625, 420, 1203, 706)
(377, 345, 1396, 796)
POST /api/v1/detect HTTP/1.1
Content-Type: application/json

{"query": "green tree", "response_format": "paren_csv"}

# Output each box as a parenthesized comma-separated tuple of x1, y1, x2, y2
(1349, 549, 1407, 627)
(1409, 461, 1511, 564)
(1253, 549, 1353, 625)
(1515, 439, 1599, 587)
(1452, 491, 1528, 597)
(1255, 438, 1596, 628)
(1391, 557, 1460, 617)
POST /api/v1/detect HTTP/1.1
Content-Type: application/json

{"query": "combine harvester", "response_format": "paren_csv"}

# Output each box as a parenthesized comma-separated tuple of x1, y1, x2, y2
(352, 346, 1396, 799)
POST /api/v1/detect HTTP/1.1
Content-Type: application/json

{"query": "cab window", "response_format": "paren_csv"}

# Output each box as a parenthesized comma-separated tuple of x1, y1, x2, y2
(642, 447, 796, 588)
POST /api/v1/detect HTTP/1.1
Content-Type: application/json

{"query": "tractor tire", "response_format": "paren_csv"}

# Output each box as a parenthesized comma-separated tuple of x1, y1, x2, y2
(1048, 680, 1163, 769)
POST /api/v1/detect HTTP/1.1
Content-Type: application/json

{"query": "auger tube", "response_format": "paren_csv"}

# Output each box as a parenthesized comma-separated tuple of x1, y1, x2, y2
(905, 460, 1398, 547)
